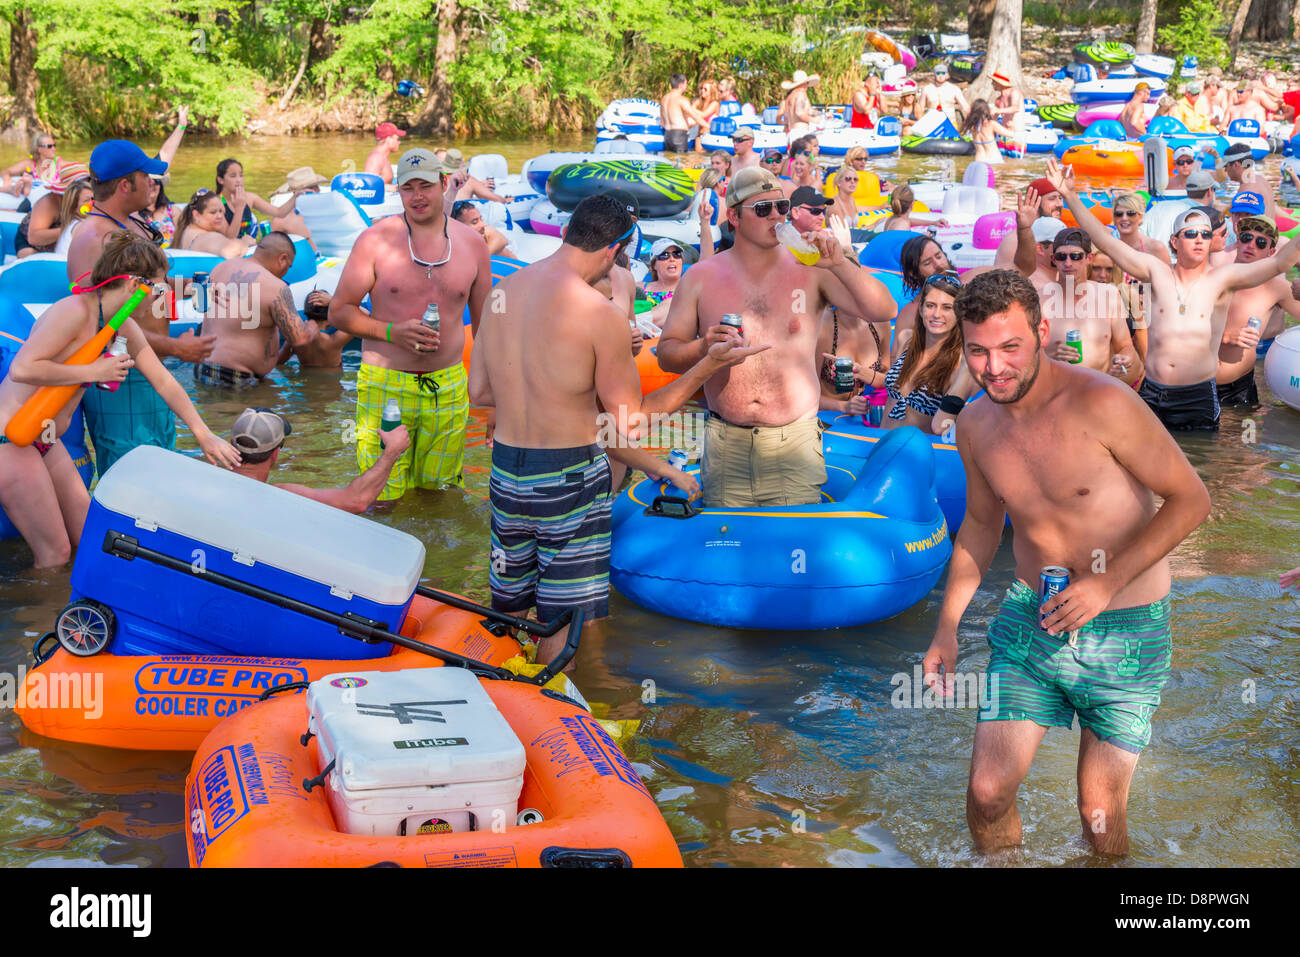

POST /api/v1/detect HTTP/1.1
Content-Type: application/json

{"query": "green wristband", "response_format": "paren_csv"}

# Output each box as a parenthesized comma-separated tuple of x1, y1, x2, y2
(386, 323, 392, 343)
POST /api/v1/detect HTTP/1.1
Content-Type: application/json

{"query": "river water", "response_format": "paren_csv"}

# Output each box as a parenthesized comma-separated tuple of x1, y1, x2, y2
(0, 133, 1297, 868)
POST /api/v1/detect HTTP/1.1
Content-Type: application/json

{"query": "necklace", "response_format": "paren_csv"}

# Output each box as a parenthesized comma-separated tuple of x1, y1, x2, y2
(404, 212, 451, 279)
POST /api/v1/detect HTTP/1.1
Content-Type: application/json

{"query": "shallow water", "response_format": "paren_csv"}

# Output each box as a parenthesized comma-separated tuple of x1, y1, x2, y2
(1, 135, 1298, 868)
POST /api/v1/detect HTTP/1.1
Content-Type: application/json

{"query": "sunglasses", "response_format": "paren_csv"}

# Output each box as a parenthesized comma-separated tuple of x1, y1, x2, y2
(923, 273, 962, 292)
(1179, 228, 1213, 240)
(1175, 158, 1195, 166)
(39, 142, 56, 149)
(742, 198, 791, 217)
(1237, 232, 1275, 249)
(655, 248, 683, 261)
(763, 156, 782, 165)
(1053, 251, 1086, 261)
(1114, 209, 1140, 218)
(450, 199, 474, 217)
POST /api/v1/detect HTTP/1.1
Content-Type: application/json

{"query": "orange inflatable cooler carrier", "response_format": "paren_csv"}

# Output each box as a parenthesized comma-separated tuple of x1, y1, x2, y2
(186, 667, 683, 868)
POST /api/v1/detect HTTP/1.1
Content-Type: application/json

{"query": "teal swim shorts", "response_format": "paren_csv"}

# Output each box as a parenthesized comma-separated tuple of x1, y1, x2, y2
(977, 580, 1173, 754)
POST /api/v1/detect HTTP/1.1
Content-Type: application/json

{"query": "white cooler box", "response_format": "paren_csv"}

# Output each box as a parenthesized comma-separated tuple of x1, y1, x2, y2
(308, 669, 526, 836)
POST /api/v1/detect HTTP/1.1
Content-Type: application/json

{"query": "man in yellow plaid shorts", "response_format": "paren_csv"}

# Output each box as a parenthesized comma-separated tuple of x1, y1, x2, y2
(328, 148, 493, 500)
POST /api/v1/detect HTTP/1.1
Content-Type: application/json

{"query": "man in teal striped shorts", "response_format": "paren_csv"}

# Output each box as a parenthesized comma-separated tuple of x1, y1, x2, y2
(922, 270, 1210, 856)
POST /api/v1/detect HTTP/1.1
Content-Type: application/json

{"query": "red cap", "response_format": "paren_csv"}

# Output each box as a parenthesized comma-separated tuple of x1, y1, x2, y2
(376, 122, 407, 139)
(1029, 177, 1059, 197)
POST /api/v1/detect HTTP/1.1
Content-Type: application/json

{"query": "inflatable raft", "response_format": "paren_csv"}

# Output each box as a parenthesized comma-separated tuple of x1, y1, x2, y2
(186, 670, 682, 868)
(1038, 103, 1081, 131)
(609, 427, 951, 630)
(1073, 41, 1136, 67)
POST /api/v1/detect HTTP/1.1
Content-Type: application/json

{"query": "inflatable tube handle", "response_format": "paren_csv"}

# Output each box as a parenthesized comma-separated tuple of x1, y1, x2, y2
(531, 608, 585, 687)
(258, 680, 309, 702)
(302, 758, 336, 793)
(644, 494, 700, 519)
(32, 632, 59, 666)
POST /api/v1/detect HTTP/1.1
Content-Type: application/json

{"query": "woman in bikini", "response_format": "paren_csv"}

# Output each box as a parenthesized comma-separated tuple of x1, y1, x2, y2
(14, 161, 89, 258)
(0, 233, 239, 567)
(214, 158, 314, 247)
(882, 272, 979, 436)
(54, 178, 94, 255)
(173, 189, 256, 259)
(959, 99, 1015, 167)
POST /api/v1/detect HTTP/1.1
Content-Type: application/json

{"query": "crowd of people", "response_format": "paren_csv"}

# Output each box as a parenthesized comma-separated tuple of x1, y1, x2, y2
(2, 55, 1299, 861)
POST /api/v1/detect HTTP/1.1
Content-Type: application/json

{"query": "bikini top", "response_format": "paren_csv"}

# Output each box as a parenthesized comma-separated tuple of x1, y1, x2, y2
(885, 350, 942, 420)
(643, 288, 673, 306)
(222, 198, 256, 238)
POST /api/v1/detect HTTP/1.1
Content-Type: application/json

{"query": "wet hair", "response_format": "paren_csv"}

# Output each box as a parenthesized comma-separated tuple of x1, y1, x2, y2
(256, 230, 296, 259)
(960, 99, 993, 136)
(897, 278, 965, 396)
(215, 158, 242, 193)
(172, 189, 222, 241)
(889, 184, 914, 217)
(953, 269, 1042, 342)
(90, 230, 169, 288)
(564, 193, 635, 253)
(901, 235, 947, 295)
(58, 179, 92, 229)
(670, 72, 686, 89)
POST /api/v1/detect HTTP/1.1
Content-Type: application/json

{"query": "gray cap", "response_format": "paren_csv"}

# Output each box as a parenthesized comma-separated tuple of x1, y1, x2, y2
(394, 149, 443, 186)
(231, 407, 291, 455)
(1185, 169, 1217, 193)
(1171, 207, 1213, 235)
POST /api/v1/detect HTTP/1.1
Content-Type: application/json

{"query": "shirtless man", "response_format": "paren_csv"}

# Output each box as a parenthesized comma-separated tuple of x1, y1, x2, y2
(1026, 177, 1065, 220)
(919, 63, 970, 123)
(661, 74, 710, 154)
(330, 148, 492, 500)
(195, 232, 317, 387)
(0, 234, 239, 566)
(731, 129, 759, 171)
(1024, 217, 1067, 292)
(441, 150, 507, 203)
(657, 166, 895, 507)
(1050, 156, 1300, 431)
(1039, 228, 1142, 386)
(1217, 216, 1300, 406)
(72, 139, 216, 475)
(230, 407, 411, 514)
(1223, 83, 1267, 129)
(779, 71, 821, 135)
(922, 269, 1211, 855)
(469, 193, 762, 661)
(451, 199, 514, 256)
(363, 122, 405, 185)
(1118, 83, 1152, 138)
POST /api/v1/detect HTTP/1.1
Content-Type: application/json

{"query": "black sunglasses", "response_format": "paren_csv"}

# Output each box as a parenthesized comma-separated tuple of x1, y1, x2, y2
(742, 198, 791, 217)
(655, 248, 683, 260)
(1179, 228, 1213, 240)
(1114, 209, 1140, 218)
(1237, 232, 1274, 249)
(1175, 158, 1195, 166)
(451, 199, 474, 217)
(39, 141, 56, 148)
(1053, 251, 1086, 261)
(923, 273, 962, 293)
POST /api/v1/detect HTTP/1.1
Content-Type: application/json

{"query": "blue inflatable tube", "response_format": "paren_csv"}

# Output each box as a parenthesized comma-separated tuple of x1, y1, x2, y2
(0, 296, 94, 541)
(610, 427, 952, 630)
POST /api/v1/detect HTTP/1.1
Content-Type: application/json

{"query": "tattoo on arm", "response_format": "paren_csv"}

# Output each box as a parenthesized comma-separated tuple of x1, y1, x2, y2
(270, 284, 312, 346)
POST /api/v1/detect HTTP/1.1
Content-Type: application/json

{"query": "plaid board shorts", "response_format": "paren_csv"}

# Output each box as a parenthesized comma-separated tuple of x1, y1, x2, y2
(355, 362, 468, 501)
(80, 368, 175, 477)
(194, 362, 260, 388)
(489, 443, 613, 623)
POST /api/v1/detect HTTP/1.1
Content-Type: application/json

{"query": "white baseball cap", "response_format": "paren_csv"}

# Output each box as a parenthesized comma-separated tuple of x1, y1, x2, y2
(1031, 217, 1066, 243)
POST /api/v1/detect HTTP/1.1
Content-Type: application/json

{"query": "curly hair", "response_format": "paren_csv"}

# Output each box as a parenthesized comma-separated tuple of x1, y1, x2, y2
(953, 269, 1042, 341)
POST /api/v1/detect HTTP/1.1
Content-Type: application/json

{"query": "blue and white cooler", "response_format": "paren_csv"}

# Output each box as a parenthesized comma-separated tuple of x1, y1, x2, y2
(64, 447, 425, 659)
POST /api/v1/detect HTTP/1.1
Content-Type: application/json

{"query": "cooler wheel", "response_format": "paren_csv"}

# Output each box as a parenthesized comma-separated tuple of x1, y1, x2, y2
(54, 600, 116, 657)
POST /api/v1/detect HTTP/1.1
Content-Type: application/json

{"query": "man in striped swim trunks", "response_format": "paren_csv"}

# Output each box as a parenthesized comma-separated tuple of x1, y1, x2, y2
(923, 270, 1210, 856)
(330, 148, 492, 500)
(470, 193, 766, 664)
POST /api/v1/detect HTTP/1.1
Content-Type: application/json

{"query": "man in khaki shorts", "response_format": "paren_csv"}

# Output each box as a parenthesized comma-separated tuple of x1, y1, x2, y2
(658, 167, 896, 506)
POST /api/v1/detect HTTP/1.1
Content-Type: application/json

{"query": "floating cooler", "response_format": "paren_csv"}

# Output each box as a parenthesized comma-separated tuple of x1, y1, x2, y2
(307, 669, 526, 836)
(73, 447, 424, 659)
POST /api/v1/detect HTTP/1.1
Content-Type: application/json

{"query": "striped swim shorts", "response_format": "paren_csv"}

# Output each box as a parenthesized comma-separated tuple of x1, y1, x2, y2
(978, 580, 1173, 754)
(356, 362, 468, 501)
(488, 442, 612, 623)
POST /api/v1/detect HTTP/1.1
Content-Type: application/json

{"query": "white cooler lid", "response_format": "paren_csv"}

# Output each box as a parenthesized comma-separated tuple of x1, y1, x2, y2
(94, 447, 424, 605)
(310, 669, 525, 791)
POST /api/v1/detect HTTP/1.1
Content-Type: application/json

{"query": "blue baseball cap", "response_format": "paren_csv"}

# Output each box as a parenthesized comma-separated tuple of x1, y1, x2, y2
(1229, 191, 1266, 215)
(89, 140, 168, 181)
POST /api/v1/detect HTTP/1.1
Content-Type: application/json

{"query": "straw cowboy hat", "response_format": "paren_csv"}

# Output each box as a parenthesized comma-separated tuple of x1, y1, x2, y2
(276, 166, 329, 194)
(782, 70, 821, 90)
(991, 72, 1012, 87)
